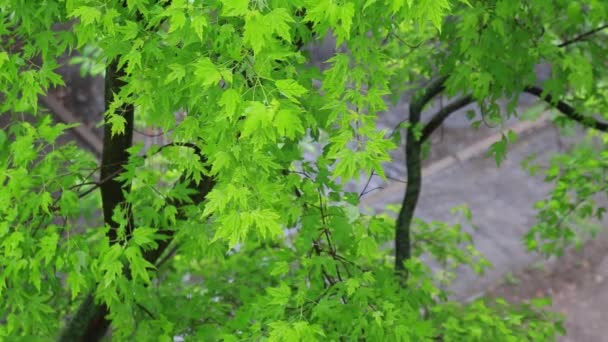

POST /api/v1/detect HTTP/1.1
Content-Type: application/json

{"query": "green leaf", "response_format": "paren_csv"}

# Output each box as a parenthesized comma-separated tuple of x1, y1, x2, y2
(194, 57, 222, 88)
(275, 79, 308, 102)
(221, 0, 249, 16)
(266, 282, 291, 306)
(270, 261, 290, 276)
(242, 101, 274, 138)
(70, 6, 101, 25)
(219, 89, 241, 121)
(125, 246, 155, 284)
(107, 113, 127, 136)
(168, 10, 186, 33)
(39, 191, 53, 214)
(267, 8, 294, 42)
(165, 63, 186, 84)
(243, 11, 270, 54)
(274, 108, 304, 139)
(132, 227, 158, 249)
(357, 236, 378, 258)
(345, 278, 360, 296)
(487, 136, 508, 167)
(67, 271, 87, 300)
(191, 15, 208, 41)
(0, 51, 8, 68)
(38, 232, 59, 264)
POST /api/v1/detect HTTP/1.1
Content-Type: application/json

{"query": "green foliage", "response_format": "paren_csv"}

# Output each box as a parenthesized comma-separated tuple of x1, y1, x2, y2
(526, 132, 608, 255)
(2, 0, 607, 340)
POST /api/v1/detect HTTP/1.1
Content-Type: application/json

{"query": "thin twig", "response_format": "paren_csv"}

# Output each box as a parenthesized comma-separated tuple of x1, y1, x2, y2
(359, 171, 376, 199)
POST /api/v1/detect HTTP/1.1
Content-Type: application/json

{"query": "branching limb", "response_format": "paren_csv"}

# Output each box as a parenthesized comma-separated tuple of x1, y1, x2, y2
(524, 86, 608, 132)
(421, 95, 475, 142)
(558, 23, 608, 48)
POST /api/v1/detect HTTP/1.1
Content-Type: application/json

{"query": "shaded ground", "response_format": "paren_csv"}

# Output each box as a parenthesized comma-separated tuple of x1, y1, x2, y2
(486, 231, 608, 342)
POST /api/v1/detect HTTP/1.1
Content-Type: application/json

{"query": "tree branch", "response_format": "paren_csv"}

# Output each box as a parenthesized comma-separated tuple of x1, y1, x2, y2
(420, 95, 475, 142)
(523, 86, 608, 132)
(558, 23, 608, 48)
(409, 76, 449, 120)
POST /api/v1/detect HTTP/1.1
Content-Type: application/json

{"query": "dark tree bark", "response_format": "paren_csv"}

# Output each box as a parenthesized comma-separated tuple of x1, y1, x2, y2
(420, 96, 474, 142)
(59, 59, 134, 342)
(395, 77, 447, 275)
(58, 71, 215, 340)
(393, 79, 608, 279)
(524, 86, 608, 132)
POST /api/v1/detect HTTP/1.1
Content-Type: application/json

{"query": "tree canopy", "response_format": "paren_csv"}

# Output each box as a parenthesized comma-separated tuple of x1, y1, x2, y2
(1, 0, 608, 340)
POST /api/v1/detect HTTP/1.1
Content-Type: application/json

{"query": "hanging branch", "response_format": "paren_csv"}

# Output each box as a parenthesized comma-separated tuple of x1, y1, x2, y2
(60, 6, 314, 339)
(523, 86, 608, 132)
(558, 23, 608, 48)
(390, 21, 608, 281)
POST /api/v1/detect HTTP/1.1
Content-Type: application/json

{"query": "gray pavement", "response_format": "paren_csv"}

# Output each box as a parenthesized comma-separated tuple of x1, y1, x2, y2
(555, 253, 608, 342)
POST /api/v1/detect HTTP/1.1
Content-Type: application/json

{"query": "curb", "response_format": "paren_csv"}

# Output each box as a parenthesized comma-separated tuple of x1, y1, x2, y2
(360, 115, 551, 207)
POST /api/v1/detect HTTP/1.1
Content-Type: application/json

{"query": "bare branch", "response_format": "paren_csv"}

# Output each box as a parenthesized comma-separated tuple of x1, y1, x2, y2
(523, 86, 608, 132)
(558, 23, 608, 48)
(421, 95, 475, 142)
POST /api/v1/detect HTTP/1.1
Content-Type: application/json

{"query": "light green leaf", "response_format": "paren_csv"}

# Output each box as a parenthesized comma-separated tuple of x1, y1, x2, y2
(275, 79, 308, 102)
(0, 52, 8, 68)
(132, 227, 158, 249)
(194, 57, 222, 88)
(270, 261, 290, 276)
(169, 10, 186, 32)
(165, 63, 186, 84)
(70, 6, 101, 25)
(106, 113, 127, 136)
(267, 8, 294, 42)
(221, 0, 249, 16)
(266, 282, 291, 306)
(345, 278, 360, 296)
(191, 15, 208, 41)
(219, 89, 241, 121)
(274, 108, 304, 139)
(242, 101, 274, 138)
(243, 11, 270, 54)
